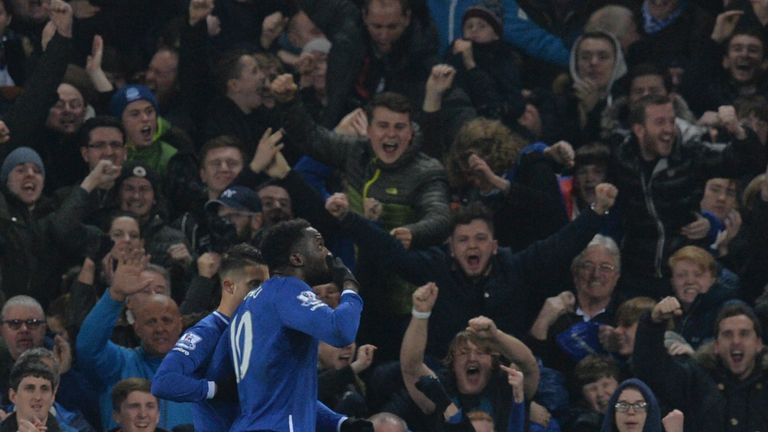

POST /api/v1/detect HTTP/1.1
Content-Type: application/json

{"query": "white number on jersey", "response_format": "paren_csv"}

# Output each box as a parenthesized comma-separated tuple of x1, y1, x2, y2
(231, 311, 253, 383)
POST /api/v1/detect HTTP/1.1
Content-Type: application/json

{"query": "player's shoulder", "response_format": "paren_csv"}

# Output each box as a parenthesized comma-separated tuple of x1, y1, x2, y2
(264, 275, 312, 294)
(239, 277, 306, 305)
(170, 319, 220, 357)
(268, 277, 327, 311)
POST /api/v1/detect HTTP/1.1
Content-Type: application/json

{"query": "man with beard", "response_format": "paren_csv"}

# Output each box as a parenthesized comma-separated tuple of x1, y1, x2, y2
(684, 23, 768, 116)
(609, 94, 765, 298)
(206, 185, 263, 246)
(227, 219, 364, 431)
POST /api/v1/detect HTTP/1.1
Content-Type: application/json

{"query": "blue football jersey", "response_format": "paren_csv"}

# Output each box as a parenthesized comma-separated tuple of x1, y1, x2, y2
(229, 276, 363, 431)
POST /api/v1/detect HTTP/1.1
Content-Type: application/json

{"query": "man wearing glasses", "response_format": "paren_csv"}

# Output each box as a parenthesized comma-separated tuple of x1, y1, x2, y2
(0, 296, 47, 365)
(528, 235, 623, 375)
(0, 296, 74, 409)
(54, 116, 128, 209)
(78, 116, 127, 173)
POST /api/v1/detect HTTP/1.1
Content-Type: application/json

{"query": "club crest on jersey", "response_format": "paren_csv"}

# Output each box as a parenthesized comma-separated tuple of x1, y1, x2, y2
(296, 290, 327, 311)
(175, 332, 202, 352)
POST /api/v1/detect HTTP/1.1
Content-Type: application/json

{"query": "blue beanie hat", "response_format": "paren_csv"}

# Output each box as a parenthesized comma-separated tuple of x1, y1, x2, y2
(110, 85, 159, 118)
(0, 147, 45, 185)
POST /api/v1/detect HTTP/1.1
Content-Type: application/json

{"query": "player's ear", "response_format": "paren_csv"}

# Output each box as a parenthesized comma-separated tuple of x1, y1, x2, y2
(222, 278, 235, 295)
(289, 252, 304, 267)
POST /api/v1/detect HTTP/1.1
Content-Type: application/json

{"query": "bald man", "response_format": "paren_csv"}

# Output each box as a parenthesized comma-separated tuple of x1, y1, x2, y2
(76, 252, 192, 431)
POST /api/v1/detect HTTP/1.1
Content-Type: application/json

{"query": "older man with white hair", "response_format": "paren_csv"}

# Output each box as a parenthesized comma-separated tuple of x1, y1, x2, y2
(528, 235, 623, 376)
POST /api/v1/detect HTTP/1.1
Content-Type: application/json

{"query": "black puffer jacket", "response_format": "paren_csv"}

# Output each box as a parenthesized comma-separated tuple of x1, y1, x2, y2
(609, 130, 765, 281)
(282, 99, 451, 248)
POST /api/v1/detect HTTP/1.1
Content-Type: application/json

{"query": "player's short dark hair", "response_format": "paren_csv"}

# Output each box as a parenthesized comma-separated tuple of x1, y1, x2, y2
(9, 360, 56, 392)
(220, 243, 266, 276)
(260, 219, 312, 272)
(451, 201, 495, 236)
(365, 92, 413, 122)
(78, 116, 125, 148)
(715, 300, 763, 340)
(628, 94, 672, 126)
(111, 378, 153, 412)
(199, 135, 246, 165)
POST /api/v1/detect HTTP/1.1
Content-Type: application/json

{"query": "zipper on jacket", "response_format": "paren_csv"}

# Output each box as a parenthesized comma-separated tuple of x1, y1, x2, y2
(363, 168, 382, 200)
(640, 162, 667, 278)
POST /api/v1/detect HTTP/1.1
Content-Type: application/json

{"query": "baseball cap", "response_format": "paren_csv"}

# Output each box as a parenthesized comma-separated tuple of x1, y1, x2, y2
(206, 185, 262, 213)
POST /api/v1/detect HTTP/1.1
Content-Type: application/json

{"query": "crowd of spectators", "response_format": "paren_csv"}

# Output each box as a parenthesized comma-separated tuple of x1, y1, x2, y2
(0, 0, 767, 430)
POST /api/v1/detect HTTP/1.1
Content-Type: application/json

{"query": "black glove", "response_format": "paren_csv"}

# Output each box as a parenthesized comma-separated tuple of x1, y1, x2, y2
(416, 375, 452, 414)
(340, 418, 374, 432)
(327, 255, 359, 289)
